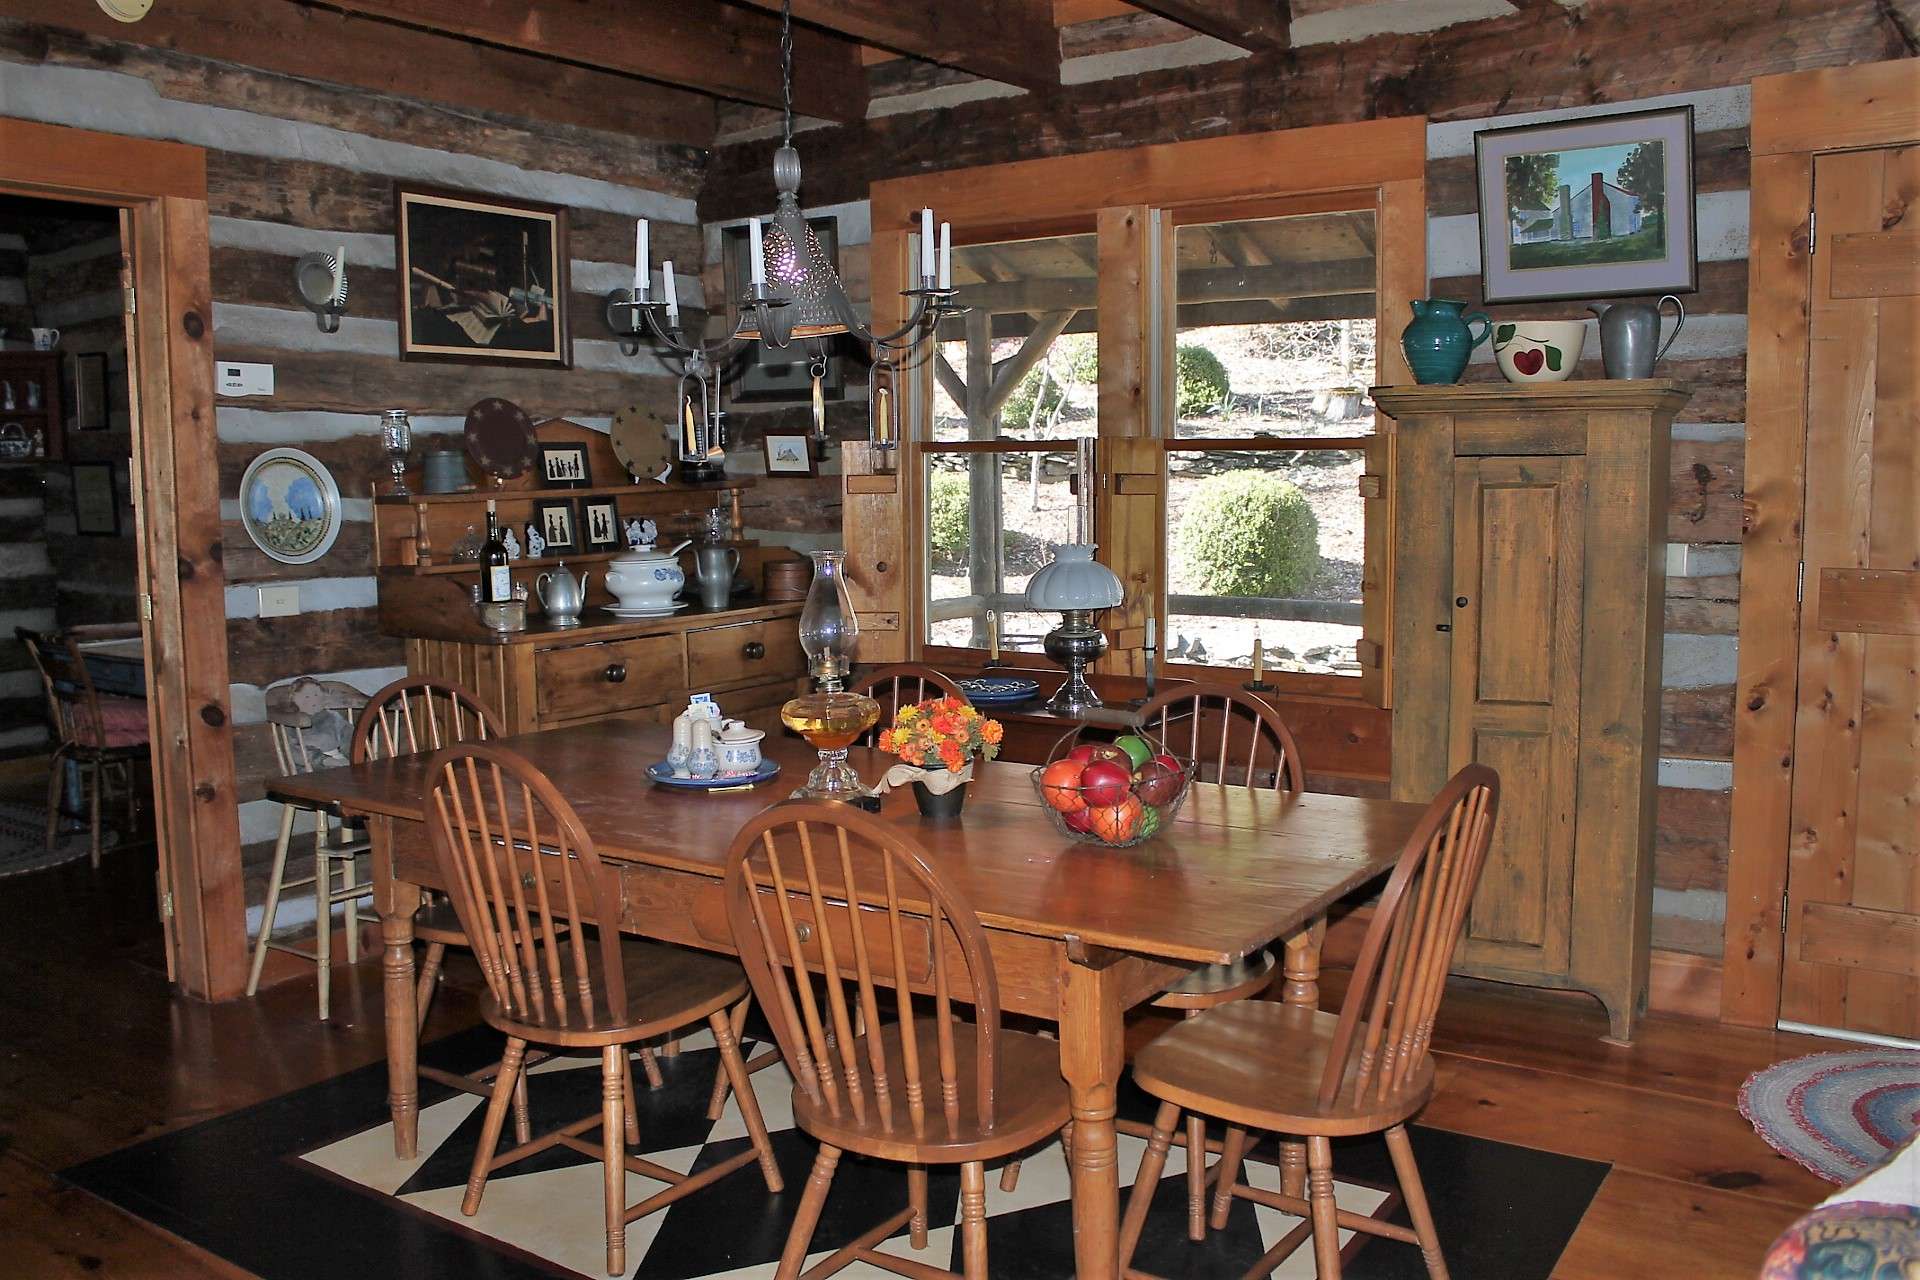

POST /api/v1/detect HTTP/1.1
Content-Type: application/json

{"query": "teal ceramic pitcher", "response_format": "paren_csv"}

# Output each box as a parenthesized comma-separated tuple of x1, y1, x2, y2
(1401, 299, 1491, 384)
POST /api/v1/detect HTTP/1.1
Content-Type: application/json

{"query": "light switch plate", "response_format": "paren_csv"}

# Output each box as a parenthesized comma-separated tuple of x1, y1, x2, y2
(1664, 544, 1689, 577)
(257, 584, 299, 618)
(219, 361, 274, 396)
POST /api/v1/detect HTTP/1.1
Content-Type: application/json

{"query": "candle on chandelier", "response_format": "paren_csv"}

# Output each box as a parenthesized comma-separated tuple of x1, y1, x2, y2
(682, 396, 698, 456)
(633, 219, 648, 296)
(938, 222, 952, 290)
(661, 260, 679, 323)
(748, 218, 765, 288)
(873, 384, 893, 445)
(920, 208, 935, 281)
(1145, 617, 1156, 652)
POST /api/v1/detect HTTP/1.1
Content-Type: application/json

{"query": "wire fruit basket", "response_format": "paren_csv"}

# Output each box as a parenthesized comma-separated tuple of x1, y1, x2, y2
(1029, 726, 1196, 848)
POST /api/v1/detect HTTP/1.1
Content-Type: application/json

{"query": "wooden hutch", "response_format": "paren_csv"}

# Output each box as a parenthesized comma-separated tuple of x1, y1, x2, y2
(373, 422, 808, 736)
(1374, 380, 1689, 1042)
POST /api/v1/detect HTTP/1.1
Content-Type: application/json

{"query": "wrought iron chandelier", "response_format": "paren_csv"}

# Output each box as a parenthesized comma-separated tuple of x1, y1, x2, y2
(608, 0, 962, 474)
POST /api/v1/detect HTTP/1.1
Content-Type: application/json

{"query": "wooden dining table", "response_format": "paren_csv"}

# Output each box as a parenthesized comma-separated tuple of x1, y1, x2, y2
(273, 718, 1426, 1280)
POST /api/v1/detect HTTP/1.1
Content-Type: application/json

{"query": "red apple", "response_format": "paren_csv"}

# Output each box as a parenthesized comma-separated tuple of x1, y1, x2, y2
(1067, 743, 1128, 767)
(1062, 805, 1096, 833)
(1040, 758, 1088, 813)
(1080, 759, 1132, 808)
(1134, 758, 1182, 807)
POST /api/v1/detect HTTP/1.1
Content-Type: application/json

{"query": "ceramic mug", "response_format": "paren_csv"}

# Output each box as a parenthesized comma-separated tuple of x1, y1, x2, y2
(31, 328, 59, 351)
(1492, 319, 1586, 384)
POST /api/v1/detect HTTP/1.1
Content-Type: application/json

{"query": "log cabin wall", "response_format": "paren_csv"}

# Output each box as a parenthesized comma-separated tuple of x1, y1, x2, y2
(0, 18, 716, 886)
(698, 0, 1918, 967)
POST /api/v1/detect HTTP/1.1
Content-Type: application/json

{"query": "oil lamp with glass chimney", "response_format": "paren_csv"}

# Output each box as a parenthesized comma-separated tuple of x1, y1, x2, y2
(779, 550, 880, 800)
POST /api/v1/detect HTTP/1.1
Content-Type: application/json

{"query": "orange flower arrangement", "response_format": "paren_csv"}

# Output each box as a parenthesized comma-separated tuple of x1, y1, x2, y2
(877, 696, 1003, 773)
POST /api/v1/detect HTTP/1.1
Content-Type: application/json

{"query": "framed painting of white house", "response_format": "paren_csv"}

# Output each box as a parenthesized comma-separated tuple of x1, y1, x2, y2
(1474, 105, 1696, 304)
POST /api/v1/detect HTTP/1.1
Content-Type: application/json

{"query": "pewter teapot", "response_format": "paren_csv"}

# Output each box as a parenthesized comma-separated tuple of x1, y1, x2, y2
(535, 562, 591, 627)
(1590, 295, 1685, 379)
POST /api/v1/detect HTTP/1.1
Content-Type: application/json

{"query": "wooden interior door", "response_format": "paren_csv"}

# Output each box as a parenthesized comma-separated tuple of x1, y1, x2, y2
(1448, 455, 1585, 978)
(1779, 144, 1920, 1040)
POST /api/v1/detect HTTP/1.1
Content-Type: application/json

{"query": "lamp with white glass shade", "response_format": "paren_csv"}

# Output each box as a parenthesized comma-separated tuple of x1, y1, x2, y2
(1026, 544, 1124, 715)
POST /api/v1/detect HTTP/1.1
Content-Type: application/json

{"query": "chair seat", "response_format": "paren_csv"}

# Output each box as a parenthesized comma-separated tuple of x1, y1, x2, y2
(482, 937, 747, 1046)
(1132, 999, 1433, 1137)
(1153, 947, 1276, 1011)
(71, 696, 150, 749)
(412, 894, 472, 946)
(792, 1023, 1071, 1163)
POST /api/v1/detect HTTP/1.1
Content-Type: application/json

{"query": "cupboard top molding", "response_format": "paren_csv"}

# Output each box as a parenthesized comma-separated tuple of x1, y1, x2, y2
(1372, 380, 1694, 417)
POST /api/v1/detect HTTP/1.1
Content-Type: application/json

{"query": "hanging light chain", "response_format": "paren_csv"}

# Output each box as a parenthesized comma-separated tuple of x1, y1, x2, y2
(781, 0, 795, 150)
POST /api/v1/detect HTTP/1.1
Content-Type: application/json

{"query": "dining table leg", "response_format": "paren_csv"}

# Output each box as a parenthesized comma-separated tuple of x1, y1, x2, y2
(1058, 949, 1126, 1280)
(370, 816, 423, 1159)
(1277, 919, 1327, 1199)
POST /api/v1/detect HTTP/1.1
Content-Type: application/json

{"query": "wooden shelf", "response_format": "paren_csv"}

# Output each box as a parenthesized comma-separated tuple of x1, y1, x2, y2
(388, 549, 637, 577)
(375, 478, 752, 506)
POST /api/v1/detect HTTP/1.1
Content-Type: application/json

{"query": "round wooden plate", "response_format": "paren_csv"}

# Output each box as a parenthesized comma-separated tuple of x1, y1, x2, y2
(463, 397, 536, 482)
(609, 404, 675, 482)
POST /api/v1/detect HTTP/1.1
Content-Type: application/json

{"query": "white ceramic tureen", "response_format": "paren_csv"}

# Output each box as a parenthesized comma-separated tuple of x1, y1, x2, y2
(604, 540, 689, 612)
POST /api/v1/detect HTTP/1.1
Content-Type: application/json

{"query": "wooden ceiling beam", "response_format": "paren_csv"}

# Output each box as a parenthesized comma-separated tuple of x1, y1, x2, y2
(733, 0, 1060, 91)
(1125, 0, 1292, 52)
(314, 0, 870, 123)
(5, 0, 718, 146)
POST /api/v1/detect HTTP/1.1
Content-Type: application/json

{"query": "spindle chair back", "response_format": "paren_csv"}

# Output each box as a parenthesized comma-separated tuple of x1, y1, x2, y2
(1317, 762, 1499, 1110)
(727, 799, 1000, 1137)
(1134, 686, 1304, 791)
(425, 741, 629, 1031)
(353, 675, 503, 764)
(848, 663, 969, 746)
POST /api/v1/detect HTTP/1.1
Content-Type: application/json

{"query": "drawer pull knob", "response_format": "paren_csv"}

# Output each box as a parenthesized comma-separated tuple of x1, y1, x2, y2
(742, 641, 766, 660)
(604, 662, 628, 683)
(875, 560, 890, 574)
(1455, 596, 1470, 608)
(521, 871, 536, 891)
(794, 920, 813, 942)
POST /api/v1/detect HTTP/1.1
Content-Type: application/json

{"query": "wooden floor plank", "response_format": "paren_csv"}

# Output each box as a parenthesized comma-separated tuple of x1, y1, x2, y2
(1551, 1168, 1805, 1280)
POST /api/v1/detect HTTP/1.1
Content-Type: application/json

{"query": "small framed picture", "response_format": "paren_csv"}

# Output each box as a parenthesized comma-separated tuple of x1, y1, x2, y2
(538, 441, 591, 488)
(763, 433, 818, 476)
(72, 462, 119, 536)
(580, 498, 622, 550)
(1474, 104, 1697, 304)
(532, 498, 580, 555)
(73, 353, 110, 431)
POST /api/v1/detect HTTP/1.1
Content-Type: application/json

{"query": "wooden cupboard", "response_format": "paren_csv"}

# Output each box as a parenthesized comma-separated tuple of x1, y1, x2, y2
(1374, 381, 1690, 1042)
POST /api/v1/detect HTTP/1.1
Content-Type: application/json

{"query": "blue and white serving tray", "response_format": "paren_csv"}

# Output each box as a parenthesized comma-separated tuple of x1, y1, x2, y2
(959, 674, 1041, 706)
(646, 759, 781, 789)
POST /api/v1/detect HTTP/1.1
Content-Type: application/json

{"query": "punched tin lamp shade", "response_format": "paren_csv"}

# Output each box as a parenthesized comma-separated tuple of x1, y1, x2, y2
(1025, 544, 1124, 611)
(737, 147, 863, 345)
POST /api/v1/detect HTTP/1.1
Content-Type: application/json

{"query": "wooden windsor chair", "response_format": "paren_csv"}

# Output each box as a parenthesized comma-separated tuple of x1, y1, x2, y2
(1118, 764, 1500, 1280)
(1003, 685, 1307, 1223)
(17, 627, 149, 868)
(725, 801, 1072, 1280)
(426, 742, 782, 1277)
(245, 676, 372, 1020)
(848, 663, 970, 746)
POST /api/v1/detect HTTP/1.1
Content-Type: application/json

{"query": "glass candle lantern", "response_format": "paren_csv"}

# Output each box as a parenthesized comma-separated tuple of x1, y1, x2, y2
(380, 409, 412, 498)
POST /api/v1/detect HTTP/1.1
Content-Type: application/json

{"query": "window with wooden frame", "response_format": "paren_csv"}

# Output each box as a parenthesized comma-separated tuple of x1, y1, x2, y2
(854, 118, 1426, 709)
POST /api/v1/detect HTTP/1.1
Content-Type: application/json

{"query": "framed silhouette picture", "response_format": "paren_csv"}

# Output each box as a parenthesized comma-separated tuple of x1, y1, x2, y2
(537, 441, 592, 488)
(580, 498, 622, 551)
(532, 498, 580, 555)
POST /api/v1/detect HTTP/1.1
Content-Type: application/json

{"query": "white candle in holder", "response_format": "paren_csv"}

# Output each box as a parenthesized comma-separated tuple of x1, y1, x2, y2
(748, 218, 765, 287)
(661, 260, 679, 322)
(938, 222, 952, 289)
(633, 219, 648, 295)
(920, 208, 935, 280)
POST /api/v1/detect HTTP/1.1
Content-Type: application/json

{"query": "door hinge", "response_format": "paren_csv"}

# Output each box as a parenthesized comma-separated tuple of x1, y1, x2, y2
(1796, 561, 1805, 603)
(160, 890, 174, 921)
(141, 592, 154, 621)
(123, 283, 136, 315)
(1807, 207, 1816, 255)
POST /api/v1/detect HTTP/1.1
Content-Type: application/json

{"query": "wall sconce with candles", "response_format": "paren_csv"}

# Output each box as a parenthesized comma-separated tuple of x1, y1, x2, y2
(293, 246, 349, 333)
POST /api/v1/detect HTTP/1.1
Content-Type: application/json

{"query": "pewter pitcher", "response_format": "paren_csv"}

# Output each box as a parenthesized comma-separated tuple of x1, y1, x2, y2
(1591, 295, 1685, 379)
(535, 562, 590, 627)
(693, 545, 740, 610)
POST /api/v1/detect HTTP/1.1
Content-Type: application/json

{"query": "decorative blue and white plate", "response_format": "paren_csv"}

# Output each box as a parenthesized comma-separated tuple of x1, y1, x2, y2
(646, 760, 781, 789)
(959, 675, 1041, 705)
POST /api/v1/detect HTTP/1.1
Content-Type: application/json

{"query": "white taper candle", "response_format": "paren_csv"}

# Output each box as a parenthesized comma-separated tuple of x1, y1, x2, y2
(748, 218, 766, 286)
(920, 208, 935, 280)
(661, 260, 678, 320)
(633, 219, 648, 295)
(938, 222, 952, 289)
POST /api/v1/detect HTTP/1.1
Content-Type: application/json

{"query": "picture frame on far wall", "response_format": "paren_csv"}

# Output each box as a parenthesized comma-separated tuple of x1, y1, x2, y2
(73, 352, 109, 431)
(763, 432, 818, 477)
(580, 498, 622, 551)
(1474, 105, 1696, 304)
(395, 183, 571, 369)
(532, 498, 580, 556)
(721, 217, 847, 403)
(537, 441, 591, 488)
(72, 462, 118, 536)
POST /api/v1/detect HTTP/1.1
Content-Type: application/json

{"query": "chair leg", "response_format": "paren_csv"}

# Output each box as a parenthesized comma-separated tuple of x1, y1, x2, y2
(907, 1165, 929, 1249)
(87, 760, 102, 868)
(1210, 1124, 1249, 1230)
(621, 1053, 642, 1146)
(462, 1037, 527, 1215)
(776, 1145, 840, 1280)
(710, 1008, 783, 1192)
(414, 941, 446, 1032)
(959, 1160, 989, 1280)
(512, 1064, 533, 1147)
(1186, 1110, 1208, 1242)
(44, 747, 67, 853)
(999, 1158, 1022, 1193)
(313, 812, 332, 1021)
(1306, 1135, 1341, 1279)
(706, 995, 751, 1120)
(637, 1046, 665, 1090)
(601, 1046, 627, 1277)
(338, 837, 359, 964)
(1385, 1125, 1449, 1280)
(246, 804, 297, 997)
(1118, 1100, 1180, 1274)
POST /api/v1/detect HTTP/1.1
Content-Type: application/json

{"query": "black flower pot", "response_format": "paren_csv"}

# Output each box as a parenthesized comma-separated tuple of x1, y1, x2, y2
(911, 778, 968, 820)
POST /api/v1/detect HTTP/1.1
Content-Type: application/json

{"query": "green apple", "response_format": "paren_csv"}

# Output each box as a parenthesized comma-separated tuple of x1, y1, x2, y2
(1114, 734, 1154, 770)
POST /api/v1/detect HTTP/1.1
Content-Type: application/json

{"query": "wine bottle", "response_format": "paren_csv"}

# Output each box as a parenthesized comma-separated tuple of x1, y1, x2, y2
(481, 500, 512, 603)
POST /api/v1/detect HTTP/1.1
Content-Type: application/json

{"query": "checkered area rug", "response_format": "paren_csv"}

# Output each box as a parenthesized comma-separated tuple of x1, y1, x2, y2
(66, 1019, 1606, 1279)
